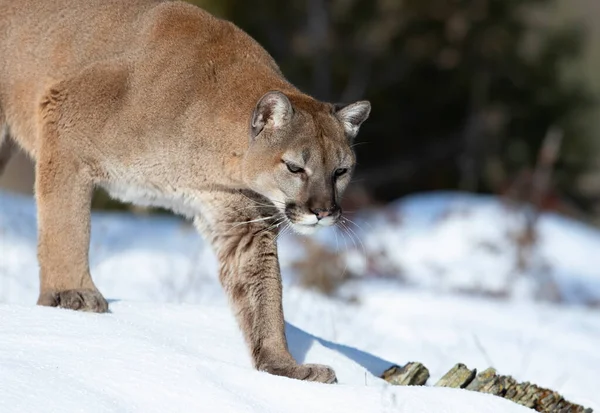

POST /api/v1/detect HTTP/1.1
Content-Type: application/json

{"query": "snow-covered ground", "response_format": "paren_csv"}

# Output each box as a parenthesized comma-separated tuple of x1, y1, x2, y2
(1, 190, 599, 412)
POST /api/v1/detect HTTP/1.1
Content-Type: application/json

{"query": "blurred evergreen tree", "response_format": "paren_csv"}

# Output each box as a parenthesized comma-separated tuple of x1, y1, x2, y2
(188, 0, 594, 211)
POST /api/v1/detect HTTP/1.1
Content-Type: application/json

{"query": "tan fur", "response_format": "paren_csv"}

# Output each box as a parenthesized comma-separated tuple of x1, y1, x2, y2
(0, 0, 370, 383)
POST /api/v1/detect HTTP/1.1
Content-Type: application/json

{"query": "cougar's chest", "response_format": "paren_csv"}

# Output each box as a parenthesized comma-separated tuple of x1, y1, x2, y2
(102, 181, 201, 218)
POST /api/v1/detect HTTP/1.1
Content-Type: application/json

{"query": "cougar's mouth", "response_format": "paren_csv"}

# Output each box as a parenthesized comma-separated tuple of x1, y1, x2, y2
(282, 203, 339, 235)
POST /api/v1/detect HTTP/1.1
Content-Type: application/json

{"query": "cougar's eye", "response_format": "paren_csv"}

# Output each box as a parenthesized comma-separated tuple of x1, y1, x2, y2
(334, 168, 349, 177)
(283, 161, 304, 174)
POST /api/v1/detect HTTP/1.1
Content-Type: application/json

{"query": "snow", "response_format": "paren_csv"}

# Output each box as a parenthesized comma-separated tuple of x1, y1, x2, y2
(1, 190, 599, 412)
(1, 301, 537, 413)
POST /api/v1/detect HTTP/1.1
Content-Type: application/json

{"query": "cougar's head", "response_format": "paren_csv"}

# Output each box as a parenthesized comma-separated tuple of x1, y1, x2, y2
(242, 91, 370, 235)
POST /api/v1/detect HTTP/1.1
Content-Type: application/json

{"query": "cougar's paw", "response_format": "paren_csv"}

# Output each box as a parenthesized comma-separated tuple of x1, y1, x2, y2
(37, 289, 109, 313)
(261, 362, 337, 384)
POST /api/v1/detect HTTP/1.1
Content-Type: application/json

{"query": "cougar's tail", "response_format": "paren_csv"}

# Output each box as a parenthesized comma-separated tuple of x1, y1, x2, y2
(0, 123, 14, 176)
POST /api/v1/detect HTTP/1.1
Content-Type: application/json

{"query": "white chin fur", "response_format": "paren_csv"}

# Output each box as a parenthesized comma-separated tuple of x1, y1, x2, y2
(290, 214, 319, 235)
(317, 216, 336, 227)
(290, 223, 319, 235)
(289, 214, 337, 235)
(296, 215, 319, 226)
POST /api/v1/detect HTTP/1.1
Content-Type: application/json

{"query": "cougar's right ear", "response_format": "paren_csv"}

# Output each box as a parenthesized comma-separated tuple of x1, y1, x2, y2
(250, 91, 293, 139)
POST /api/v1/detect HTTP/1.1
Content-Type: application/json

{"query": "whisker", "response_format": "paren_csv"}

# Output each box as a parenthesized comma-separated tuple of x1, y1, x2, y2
(236, 190, 284, 208)
(335, 224, 351, 284)
(333, 224, 340, 252)
(270, 220, 287, 239)
(273, 222, 290, 246)
(336, 222, 351, 255)
(230, 215, 275, 228)
(255, 216, 286, 236)
(342, 218, 366, 257)
(339, 220, 358, 251)
(345, 214, 374, 231)
(343, 216, 367, 236)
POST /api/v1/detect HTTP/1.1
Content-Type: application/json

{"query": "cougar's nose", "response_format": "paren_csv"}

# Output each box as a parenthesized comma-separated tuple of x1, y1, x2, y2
(310, 205, 340, 220)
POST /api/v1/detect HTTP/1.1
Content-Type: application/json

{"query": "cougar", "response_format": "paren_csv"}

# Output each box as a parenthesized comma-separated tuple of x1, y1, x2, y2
(0, 0, 370, 383)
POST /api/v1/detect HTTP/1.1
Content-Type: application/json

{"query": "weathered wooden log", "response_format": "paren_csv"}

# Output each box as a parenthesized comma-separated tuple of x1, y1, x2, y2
(381, 363, 593, 413)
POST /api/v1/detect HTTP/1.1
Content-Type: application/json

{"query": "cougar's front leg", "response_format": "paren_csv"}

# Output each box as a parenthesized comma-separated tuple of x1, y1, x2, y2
(196, 192, 336, 383)
(34, 129, 107, 312)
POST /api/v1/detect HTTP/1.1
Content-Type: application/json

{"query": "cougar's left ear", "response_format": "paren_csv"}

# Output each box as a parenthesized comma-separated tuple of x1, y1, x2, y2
(251, 91, 293, 139)
(334, 101, 371, 140)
